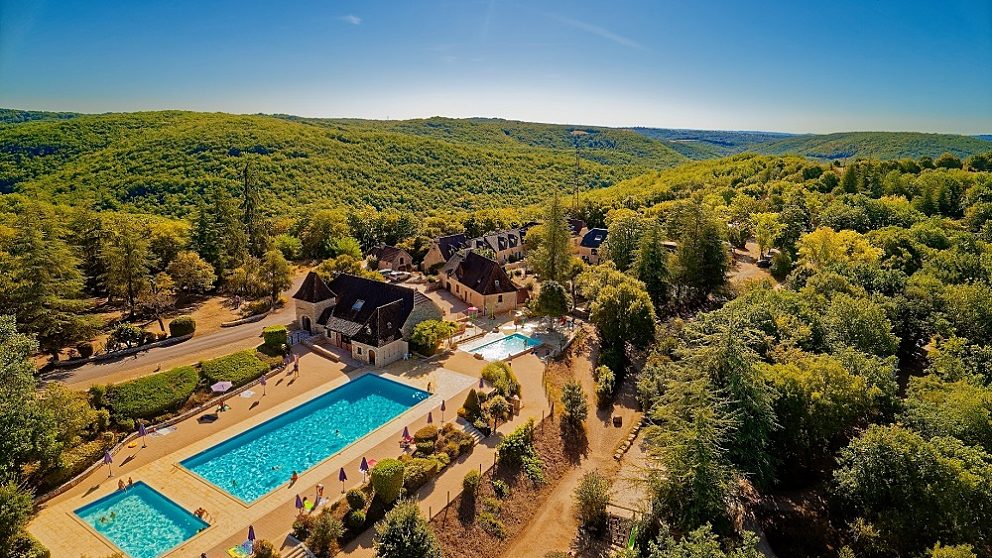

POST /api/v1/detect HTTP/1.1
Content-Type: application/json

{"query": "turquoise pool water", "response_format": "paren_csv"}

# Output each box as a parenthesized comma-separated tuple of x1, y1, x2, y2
(182, 374, 429, 503)
(465, 333, 541, 361)
(75, 482, 208, 558)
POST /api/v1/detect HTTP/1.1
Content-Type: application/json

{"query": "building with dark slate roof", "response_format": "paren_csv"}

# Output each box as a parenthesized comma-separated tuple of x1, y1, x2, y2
(421, 233, 469, 272)
(579, 227, 608, 265)
(440, 251, 526, 315)
(292, 271, 442, 367)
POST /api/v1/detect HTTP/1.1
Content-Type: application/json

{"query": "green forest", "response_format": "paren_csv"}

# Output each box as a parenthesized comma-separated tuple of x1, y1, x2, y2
(2, 109, 989, 220)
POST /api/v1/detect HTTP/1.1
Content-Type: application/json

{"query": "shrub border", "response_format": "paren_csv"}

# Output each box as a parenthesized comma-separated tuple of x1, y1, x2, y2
(35, 361, 284, 504)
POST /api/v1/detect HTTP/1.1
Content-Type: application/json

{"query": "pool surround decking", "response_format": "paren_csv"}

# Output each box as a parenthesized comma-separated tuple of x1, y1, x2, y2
(29, 352, 475, 558)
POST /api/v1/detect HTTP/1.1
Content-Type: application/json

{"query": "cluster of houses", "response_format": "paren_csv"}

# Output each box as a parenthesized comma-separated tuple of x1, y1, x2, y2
(293, 218, 602, 368)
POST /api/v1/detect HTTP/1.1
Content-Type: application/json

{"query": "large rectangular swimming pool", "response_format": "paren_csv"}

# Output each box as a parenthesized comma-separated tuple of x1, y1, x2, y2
(75, 482, 208, 558)
(181, 374, 429, 503)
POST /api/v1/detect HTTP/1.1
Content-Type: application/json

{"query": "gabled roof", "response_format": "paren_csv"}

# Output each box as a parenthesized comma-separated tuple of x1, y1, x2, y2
(580, 227, 608, 249)
(372, 245, 411, 262)
(435, 233, 468, 261)
(472, 228, 524, 253)
(292, 271, 336, 303)
(315, 274, 427, 347)
(567, 218, 587, 236)
(447, 251, 518, 295)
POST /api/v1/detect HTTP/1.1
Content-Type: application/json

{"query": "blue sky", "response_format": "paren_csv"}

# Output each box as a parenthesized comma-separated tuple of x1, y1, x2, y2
(1, 0, 990, 133)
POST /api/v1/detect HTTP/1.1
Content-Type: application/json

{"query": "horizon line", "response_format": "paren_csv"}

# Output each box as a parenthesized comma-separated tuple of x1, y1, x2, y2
(2, 104, 991, 138)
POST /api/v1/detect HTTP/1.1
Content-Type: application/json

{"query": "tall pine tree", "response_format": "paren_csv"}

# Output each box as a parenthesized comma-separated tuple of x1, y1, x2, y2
(530, 191, 572, 283)
(0, 204, 97, 355)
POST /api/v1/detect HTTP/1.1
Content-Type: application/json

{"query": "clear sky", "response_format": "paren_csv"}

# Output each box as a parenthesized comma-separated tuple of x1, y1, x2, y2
(1, 0, 990, 133)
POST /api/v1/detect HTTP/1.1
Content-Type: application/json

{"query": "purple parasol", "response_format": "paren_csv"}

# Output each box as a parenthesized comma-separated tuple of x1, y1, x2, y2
(247, 525, 255, 542)
(138, 422, 148, 448)
(427, 411, 434, 424)
(479, 377, 485, 389)
(360, 457, 369, 474)
(211, 381, 234, 393)
(402, 426, 410, 439)
(260, 375, 267, 386)
(103, 450, 113, 465)
(295, 494, 303, 509)
(440, 400, 446, 412)
(339, 467, 348, 482)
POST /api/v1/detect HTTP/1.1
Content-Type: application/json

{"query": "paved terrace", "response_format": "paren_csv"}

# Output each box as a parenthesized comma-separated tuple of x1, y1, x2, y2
(30, 347, 550, 558)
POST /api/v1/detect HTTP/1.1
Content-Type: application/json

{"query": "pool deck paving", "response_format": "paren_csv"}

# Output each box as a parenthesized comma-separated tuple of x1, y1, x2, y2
(28, 347, 481, 558)
(339, 349, 550, 557)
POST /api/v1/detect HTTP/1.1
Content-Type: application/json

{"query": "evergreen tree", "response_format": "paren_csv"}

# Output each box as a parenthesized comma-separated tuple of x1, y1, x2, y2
(603, 207, 642, 272)
(531, 280, 570, 330)
(194, 187, 247, 279)
(692, 320, 777, 485)
(0, 206, 97, 355)
(646, 374, 738, 533)
(672, 202, 727, 303)
(634, 221, 671, 311)
(260, 249, 293, 305)
(529, 191, 572, 283)
(778, 192, 810, 257)
(240, 161, 267, 257)
(101, 215, 153, 317)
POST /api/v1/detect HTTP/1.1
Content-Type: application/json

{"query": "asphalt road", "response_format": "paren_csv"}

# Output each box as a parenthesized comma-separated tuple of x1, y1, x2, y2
(48, 274, 308, 389)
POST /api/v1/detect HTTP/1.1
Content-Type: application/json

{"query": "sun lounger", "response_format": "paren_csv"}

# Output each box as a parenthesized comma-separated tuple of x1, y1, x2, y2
(227, 540, 253, 557)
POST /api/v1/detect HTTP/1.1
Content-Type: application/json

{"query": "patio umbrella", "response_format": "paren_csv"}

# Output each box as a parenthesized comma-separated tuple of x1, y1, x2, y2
(440, 400, 446, 422)
(295, 494, 303, 511)
(339, 467, 348, 492)
(427, 411, 434, 424)
(247, 525, 255, 543)
(479, 377, 485, 389)
(360, 456, 369, 477)
(138, 422, 147, 448)
(211, 381, 234, 393)
(260, 374, 267, 396)
(402, 426, 410, 439)
(103, 451, 113, 477)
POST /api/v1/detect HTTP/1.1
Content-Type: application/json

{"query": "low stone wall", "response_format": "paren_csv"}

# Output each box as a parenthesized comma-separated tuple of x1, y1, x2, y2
(36, 363, 285, 504)
(53, 334, 194, 368)
(220, 312, 269, 327)
(303, 336, 341, 362)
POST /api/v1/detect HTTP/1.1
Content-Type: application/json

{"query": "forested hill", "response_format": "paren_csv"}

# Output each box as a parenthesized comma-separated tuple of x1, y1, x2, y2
(753, 131, 992, 160)
(630, 127, 795, 157)
(0, 110, 687, 218)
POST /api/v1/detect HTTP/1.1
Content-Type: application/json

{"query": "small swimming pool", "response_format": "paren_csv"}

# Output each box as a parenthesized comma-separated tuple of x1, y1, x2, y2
(464, 333, 541, 361)
(182, 374, 428, 503)
(75, 482, 207, 558)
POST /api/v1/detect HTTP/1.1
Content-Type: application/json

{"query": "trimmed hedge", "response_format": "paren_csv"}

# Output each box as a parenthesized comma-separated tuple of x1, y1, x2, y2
(105, 365, 199, 420)
(168, 316, 196, 337)
(370, 458, 405, 503)
(262, 325, 288, 350)
(201, 350, 269, 387)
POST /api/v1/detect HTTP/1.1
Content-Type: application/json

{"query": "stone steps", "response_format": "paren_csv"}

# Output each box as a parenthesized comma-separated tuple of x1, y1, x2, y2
(455, 417, 487, 443)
